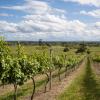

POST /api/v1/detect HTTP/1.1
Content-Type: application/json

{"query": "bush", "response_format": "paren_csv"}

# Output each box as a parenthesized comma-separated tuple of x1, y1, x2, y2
(76, 43, 87, 53)
(63, 47, 69, 52)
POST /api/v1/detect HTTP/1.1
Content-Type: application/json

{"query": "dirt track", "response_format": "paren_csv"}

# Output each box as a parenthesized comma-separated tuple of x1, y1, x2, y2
(93, 62, 100, 76)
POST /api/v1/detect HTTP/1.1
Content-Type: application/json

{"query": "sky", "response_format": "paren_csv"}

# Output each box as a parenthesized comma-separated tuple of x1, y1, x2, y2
(0, 0, 100, 41)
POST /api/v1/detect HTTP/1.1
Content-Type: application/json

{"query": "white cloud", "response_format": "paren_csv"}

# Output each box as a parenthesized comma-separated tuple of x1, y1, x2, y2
(63, 0, 100, 7)
(80, 9, 100, 18)
(93, 22, 100, 29)
(0, 21, 18, 33)
(1, 16, 99, 41)
(0, 0, 66, 15)
(0, 13, 13, 17)
(0, 16, 88, 41)
(22, 14, 68, 32)
(68, 20, 86, 32)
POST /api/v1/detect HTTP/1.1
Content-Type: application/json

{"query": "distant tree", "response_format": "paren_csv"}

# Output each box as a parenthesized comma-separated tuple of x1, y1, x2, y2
(76, 42, 87, 53)
(46, 42, 51, 47)
(38, 39, 43, 46)
(63, 47, 69, 52)
(87, 49, 90, 54)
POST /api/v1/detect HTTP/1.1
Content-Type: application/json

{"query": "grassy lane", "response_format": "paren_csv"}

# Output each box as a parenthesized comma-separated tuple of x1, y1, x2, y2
(58, 57, 100, 100)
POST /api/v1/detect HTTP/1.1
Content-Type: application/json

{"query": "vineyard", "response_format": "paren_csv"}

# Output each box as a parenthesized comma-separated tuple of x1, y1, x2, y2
(0, 39, 100, 100)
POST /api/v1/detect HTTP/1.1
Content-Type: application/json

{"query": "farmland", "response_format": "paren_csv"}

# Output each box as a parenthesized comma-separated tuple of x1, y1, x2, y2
(0, 40, 100, 100)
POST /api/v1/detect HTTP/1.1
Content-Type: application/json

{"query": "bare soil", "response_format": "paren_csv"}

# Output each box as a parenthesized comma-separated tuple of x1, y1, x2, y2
(93, 62, 100, 76)
(0, 74, 46, 96)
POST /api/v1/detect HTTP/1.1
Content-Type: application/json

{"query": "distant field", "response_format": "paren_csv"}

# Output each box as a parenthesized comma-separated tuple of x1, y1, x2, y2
(8, 45, 76, 55)
(89, 47, 100, 52)
(8, 44, 100, 55)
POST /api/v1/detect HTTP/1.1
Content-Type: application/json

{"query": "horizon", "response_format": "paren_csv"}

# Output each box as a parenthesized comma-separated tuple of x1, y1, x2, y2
(0, 0, 100, 41)
(5, 40, 100, 42)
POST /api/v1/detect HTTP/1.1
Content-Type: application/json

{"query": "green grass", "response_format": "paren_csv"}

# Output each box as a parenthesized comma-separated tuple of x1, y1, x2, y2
(58, 57, 100, 100)
(90, 47, 100, 52)
(9, 45, 65, 55)
(8, 45, 75, 56)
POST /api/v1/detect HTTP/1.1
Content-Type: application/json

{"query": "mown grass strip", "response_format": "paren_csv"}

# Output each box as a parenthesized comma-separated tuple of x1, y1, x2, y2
(58, 57, 100, 100)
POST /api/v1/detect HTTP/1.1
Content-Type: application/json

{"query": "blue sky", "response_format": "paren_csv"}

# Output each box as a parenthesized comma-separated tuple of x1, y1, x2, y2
(0, 0, 100, 41)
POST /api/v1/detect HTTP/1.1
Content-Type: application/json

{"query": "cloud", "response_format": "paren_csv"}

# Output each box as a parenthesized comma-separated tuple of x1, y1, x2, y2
(0, 15, 87, 41)
(63, 0, 100, 7)
(21, 14, 68, 32)
(94, 22, 100, 29)
(0, 0, 66, 15)
(0, 21, 18, 33)
(17, 14, 87, 40)
(80, 9, 100, 18)
(1, 16, 99, 41)
(0, 13, 13, 17)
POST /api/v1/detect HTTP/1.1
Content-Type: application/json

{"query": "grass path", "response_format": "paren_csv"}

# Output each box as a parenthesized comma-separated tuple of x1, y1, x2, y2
(58, 57, 100, 100)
